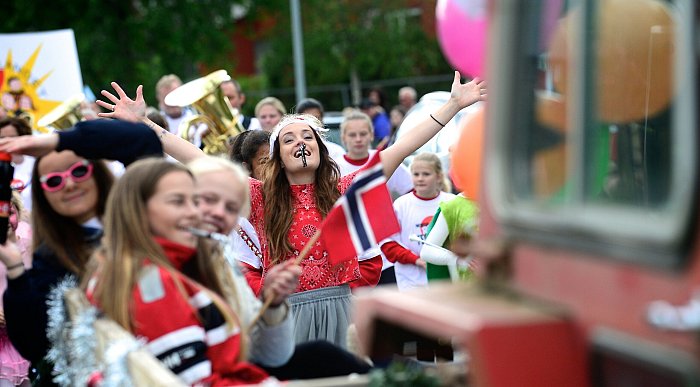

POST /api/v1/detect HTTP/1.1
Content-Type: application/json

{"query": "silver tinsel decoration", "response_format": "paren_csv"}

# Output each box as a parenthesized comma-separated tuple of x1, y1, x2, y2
(44, 276, 156, 387)
(100, 337, 144, 387)
(46, 275, 100, 386)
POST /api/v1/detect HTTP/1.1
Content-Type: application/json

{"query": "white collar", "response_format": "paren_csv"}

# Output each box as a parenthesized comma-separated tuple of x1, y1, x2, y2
(82, 217, 102, 229)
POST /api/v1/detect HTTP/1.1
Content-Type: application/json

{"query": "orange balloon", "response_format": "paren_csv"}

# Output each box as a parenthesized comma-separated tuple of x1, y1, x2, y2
(450, 106, 485, 202)
(548, 0, 674, 123)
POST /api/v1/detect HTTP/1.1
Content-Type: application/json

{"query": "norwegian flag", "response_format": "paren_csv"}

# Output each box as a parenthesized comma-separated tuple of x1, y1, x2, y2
(321, 152, 400, 266)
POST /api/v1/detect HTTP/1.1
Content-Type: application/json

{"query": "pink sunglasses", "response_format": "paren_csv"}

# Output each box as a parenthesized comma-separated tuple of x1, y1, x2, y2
(39, 160, 94, 192)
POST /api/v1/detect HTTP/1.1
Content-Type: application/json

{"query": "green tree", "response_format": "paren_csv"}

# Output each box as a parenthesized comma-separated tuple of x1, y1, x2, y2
(259, 0, 451, 102)
(2, 0, 247, 106)
(3, 0, 451, 110)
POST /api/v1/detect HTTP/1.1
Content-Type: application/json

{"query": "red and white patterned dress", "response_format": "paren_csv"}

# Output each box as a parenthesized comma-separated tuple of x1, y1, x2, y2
(243, 172, 382, 295)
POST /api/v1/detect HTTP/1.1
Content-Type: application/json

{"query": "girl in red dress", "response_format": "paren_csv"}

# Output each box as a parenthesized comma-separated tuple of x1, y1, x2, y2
(95, 71, 487, 349)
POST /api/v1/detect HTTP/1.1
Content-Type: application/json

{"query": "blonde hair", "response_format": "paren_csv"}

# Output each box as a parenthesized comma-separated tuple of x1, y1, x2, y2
(187, 156, 251, 218)
(255, 96, 286, 117)
(10, 190, 25, 220)
(340, 110, 374, 138)
(398, 86, 417, 100)
(91, 158, 247, 357)
(155, 74, 182, 102)
(411, 152, 451, 192)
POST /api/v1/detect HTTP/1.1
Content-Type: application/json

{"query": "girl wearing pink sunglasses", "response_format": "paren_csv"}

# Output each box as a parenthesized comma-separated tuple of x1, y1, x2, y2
(0, 119, 162, 382)
(38, 159, 93, 193)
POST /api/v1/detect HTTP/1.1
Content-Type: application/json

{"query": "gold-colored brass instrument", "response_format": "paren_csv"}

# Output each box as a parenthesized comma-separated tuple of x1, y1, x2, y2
(164, 70, 242, 155)
(36, 93, 86, 132)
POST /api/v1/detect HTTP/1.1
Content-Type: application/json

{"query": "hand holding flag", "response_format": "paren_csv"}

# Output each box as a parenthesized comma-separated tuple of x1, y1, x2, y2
(249, 152, 400, 329)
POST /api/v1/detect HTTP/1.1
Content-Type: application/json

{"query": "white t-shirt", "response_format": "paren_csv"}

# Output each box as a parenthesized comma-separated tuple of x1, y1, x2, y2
(161, 108, 194, 135)
(387, 191, 455, 291)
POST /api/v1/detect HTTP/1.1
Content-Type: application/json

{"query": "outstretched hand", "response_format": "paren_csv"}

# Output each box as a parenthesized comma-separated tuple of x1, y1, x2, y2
(450, 71, 487, 109)
(0, 133, 59, 158)
(97, 82, 147, 123)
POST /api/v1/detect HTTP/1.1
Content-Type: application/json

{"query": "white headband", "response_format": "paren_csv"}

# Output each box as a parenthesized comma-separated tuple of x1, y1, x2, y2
(268, 114, 328, 156)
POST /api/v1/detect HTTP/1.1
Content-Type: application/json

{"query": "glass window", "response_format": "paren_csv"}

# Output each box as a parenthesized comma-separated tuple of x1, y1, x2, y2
(489, 0, 695, 266)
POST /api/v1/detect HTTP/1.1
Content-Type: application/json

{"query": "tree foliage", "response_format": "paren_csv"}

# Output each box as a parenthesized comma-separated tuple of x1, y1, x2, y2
(2, 0, 241, 105)
(259, 0, 451, 88)
(2, 0, 451, 108)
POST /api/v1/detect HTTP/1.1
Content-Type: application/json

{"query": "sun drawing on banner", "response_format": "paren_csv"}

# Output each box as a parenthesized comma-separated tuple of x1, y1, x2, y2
(0, 44, 60, 130)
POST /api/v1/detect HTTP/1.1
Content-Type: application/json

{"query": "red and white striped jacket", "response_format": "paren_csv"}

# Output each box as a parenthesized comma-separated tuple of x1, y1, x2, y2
(93, 237, 269, 386)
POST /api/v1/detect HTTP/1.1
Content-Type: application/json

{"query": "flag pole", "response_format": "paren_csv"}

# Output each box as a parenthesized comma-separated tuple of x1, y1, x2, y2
(293, 229, 322, 266)
(247, 229, 321, 330)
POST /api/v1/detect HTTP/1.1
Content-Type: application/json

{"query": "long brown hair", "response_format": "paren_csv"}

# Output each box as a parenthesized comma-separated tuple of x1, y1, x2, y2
(31, 154, 114, 275)
(92, 158, 242, 343)
(263, 128, 341, 263)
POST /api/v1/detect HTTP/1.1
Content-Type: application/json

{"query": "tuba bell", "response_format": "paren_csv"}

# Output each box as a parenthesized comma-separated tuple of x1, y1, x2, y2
(36, 93, 86, 132)
(164, 70, 242, 156)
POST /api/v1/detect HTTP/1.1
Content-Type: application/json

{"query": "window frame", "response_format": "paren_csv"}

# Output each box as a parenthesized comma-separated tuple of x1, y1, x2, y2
(486, 0, 698, 269)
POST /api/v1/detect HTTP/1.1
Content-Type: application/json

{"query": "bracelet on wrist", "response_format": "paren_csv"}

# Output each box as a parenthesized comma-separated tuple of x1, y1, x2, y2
(430, 113, 446, 127)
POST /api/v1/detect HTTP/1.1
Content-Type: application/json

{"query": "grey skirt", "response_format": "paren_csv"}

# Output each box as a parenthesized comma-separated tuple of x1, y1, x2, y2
(288, 284, 352, 349)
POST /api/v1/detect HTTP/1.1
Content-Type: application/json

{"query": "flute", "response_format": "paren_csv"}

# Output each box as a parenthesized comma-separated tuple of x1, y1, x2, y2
(187, 227, 229, 244)
(300, 143, 307, 167)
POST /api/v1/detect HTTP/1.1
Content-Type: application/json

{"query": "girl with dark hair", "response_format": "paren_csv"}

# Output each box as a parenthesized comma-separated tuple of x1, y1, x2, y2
(228, 131, 252, 165)
(247, 114, 380, 346)
(230, 130, 270, 180)
(367, 86, 389, 113)
(0, 120, 162, 384)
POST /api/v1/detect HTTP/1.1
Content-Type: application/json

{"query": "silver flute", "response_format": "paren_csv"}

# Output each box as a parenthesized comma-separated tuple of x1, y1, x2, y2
(187, 227, 229, 244)
(188, 227, 241, 271)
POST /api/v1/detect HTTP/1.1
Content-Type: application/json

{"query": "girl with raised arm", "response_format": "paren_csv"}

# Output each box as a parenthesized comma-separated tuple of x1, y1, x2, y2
(93, 71, 486, 348)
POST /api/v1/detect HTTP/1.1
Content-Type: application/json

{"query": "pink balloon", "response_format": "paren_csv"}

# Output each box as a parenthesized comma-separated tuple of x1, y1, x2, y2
(436, 0, 488, 78)
(436, 0, 564, 78)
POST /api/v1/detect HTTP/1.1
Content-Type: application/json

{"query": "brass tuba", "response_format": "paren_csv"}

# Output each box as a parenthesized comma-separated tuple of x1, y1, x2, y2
(36, 93, 86, 132)
(164, 70, 242, 155)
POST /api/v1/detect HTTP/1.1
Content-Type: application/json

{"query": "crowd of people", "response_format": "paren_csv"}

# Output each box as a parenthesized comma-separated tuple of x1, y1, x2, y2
(0, 70, 485, 386)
